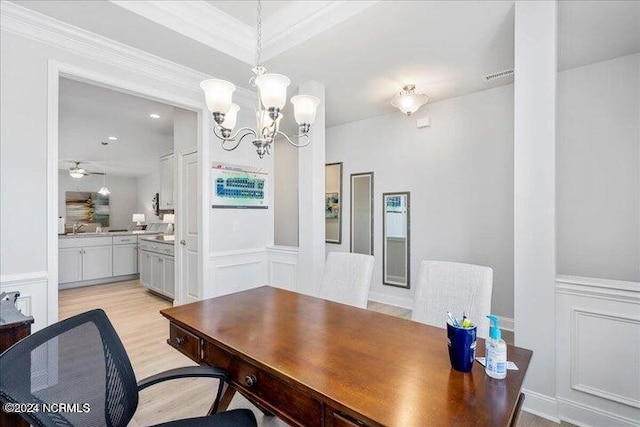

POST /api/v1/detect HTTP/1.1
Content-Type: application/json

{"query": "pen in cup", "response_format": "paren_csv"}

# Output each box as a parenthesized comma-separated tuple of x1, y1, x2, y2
(447, 311, 460, 327)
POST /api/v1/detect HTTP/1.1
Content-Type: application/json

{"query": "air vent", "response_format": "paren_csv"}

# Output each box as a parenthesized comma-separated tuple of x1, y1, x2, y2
(484, 69, 514, 81)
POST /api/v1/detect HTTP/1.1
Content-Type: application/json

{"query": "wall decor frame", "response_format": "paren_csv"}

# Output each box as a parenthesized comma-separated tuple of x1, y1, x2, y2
(325, 162, 343, 244)
(65, 191, 110, 226)
(211, 162, 269, 209)
(350, 172, 374, 255)
(382, 191, 410, 288)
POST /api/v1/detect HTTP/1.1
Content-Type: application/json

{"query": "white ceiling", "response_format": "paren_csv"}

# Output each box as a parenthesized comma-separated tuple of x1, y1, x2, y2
(13, 1, 640, 127)
(207, 0, 290, 27)
(58, 77, 176, 178)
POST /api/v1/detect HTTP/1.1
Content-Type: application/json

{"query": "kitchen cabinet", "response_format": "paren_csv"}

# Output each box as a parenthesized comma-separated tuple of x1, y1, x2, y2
(58, 247, 83, 284)
(82, 246, 113, 281)
(58, 237, 113, 284)
(113, 235, 139, 276)
(160, 153, 175, 209)
(139, 250, 151, 287)
(139, 239, 174, 299)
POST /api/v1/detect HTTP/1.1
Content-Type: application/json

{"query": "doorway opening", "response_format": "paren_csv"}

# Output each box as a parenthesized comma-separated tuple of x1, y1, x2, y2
(49, 64, 206, 324)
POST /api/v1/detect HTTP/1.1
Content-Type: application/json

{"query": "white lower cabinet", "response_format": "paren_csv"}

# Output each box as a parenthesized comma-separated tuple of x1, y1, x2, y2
(59, 239, 113, 284)
(139, 240, 174, 299)
(82, 246, 113, 281)
(139, 250, 151, 287)
(113, 243, 138, 276)
(59, 247, 83, 284)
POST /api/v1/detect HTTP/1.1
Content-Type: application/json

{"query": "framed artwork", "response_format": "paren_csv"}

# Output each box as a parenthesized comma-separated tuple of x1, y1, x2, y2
(65, 191, 110, 226)
(211, 162, 269, 209)
(325, 193, 340, 218)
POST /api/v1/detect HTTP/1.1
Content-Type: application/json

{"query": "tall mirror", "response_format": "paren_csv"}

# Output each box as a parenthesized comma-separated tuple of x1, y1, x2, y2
(383, 192, 410, 288)
(325, 162, 342, 243)
(350, 172, 374, 255)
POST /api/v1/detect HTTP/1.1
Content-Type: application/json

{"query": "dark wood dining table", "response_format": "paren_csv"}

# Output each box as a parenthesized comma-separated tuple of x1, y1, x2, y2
(161, 286, 532, 427)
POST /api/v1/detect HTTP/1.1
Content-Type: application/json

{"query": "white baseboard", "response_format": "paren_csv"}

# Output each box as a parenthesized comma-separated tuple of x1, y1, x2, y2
(58, 274, 139, 290)
(367, 291, 413, 310)
(557, 397, 640, 427)
(522, 389, 560, 424)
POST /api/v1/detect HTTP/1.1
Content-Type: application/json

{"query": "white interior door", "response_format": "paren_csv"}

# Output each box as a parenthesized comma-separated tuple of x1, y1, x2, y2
(178, 151, 199, 303)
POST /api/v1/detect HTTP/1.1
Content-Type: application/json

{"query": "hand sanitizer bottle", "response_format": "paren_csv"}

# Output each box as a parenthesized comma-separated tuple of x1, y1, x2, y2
(485, 315, 507, 379)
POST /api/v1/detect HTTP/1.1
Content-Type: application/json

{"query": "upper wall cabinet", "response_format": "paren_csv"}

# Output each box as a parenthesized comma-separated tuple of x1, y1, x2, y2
(160, 153, 175, 209)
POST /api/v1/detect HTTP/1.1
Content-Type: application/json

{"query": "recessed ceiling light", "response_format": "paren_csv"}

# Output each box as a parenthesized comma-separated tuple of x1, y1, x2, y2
(149, 113, 161, 119)
(108, 136, 118, 141)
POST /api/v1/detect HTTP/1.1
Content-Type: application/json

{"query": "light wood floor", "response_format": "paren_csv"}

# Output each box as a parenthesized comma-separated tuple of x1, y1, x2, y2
(59, 281, 563, 427)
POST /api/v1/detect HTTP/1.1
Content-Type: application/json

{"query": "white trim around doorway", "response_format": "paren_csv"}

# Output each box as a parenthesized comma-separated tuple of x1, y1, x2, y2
(47, 60, 211, 322)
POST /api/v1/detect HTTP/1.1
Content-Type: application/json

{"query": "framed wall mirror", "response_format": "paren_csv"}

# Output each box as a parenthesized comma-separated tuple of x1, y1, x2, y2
(325, 162, 342, 244)
(350, 172, 374, 255)
(382, 192, 410, 288)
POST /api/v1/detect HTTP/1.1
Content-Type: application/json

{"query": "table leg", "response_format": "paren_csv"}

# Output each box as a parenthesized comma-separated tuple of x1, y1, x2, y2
(209, 383, 237, 414)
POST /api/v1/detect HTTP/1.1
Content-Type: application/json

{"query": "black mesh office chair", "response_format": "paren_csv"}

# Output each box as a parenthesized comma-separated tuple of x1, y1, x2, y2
(0, 309, 257, 427)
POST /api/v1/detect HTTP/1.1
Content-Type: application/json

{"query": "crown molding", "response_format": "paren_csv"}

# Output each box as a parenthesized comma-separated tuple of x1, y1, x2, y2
(108, 0, 378, 63)
(110, 0, 256, 65)
(0, 1, 256, 108)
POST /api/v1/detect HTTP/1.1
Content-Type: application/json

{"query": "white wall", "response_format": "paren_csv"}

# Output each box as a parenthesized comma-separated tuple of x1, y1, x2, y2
(0, 3, 217, 329)
(58, 172, 138, 230)
(137, 169, 160, 223)
(557, 53, 640, 282)
(174, 107, 197, 153)
(326, 84, 515, 318)
(208, 109, 274, 254)
(274, 139, 299, 247)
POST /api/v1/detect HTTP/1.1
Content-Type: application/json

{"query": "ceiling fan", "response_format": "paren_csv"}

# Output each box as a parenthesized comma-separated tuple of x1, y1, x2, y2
(60, 161, 105, 179)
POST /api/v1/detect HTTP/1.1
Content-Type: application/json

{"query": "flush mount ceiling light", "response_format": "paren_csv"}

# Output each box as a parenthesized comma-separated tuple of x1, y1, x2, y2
(391, 85, 429, 116)
(149, 113, 160, 119)
(200, 0, 321, 158)
(108, 136, 118, 141)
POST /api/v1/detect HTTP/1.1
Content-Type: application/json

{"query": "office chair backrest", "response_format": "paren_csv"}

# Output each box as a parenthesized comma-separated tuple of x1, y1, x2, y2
(412, 260, 493, 339)
(0, 309, 138, 427)
(319, 252, 375, 309)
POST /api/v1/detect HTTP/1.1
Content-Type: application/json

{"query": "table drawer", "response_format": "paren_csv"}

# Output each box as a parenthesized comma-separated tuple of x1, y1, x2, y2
(168, 323, 201, 362)
(113, 235, 137, 245)
(203, 342, 322, 427)
(327, 410, 369, 427)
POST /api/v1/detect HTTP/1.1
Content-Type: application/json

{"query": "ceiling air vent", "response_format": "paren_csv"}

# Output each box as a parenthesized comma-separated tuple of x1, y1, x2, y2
(484, 69, 514, 81)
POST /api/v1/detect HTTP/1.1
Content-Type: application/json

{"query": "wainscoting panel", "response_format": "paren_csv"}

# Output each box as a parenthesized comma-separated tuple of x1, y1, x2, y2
(556, 275, 640, 427)
(266, 246, 299, 291)
(0, 271, 48, 332)
(571, 309, 640, 409)
(208, 249, 268, 298)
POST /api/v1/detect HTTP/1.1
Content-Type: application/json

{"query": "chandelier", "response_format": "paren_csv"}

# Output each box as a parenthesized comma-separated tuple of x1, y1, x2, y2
(391, 84, 429, 116)
(200, 0, 321, 158)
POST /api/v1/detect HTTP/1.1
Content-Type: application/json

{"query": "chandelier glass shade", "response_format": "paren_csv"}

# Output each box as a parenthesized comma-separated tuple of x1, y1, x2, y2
(391, 85, 429, 116)
(200, 0, 320, 158)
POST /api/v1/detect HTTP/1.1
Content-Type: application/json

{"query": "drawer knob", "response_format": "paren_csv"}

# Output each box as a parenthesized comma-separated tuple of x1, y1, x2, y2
(173, 336, 185, 346)
(244, 375, 257, 388)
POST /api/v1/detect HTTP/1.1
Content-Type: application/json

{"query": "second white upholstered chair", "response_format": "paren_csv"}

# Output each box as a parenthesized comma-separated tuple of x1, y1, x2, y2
(412, 260, 493, 339)
(319, 252, 375, 309)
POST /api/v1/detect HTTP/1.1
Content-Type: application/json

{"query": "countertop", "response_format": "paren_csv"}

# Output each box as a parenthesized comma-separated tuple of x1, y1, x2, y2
(58, 231, 161, 239)
(139, 235, 175, 244)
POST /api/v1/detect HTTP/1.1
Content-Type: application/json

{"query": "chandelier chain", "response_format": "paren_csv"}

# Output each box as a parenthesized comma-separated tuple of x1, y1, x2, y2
(255, 0, 262, 68)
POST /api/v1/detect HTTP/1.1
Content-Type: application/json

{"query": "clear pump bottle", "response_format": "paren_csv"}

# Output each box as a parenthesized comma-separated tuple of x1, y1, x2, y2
(485, 315, 507, 379)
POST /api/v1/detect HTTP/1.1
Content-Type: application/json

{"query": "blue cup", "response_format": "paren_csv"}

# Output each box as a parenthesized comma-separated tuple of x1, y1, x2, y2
(447, 322, 477, 372)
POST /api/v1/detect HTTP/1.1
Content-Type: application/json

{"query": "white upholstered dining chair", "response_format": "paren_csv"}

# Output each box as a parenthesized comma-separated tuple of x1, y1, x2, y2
(319, 252, 375, 309)
(412, 260, 493, 339)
